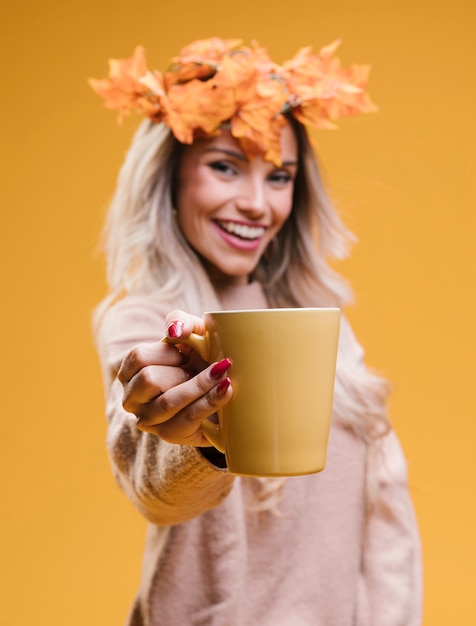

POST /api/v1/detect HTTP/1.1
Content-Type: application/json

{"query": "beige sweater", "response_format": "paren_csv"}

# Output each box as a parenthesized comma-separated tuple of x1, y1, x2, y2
(96, 283, 422, 626)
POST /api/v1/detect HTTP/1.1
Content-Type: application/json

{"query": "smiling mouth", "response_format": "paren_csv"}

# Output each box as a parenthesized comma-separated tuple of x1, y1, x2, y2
(215, 220, 266, 241)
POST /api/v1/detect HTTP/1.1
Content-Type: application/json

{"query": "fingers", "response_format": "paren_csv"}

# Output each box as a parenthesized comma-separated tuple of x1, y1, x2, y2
(139, 375, 232, 446)
(164, 310, 206, 340)
(123, 364, 190, 409)
(118, 341, 183, 385)
(117, 311, 233, 446)
(119, 341, 188, 414)
(135, 358, 232, 428)
(163, 310, 210, 371)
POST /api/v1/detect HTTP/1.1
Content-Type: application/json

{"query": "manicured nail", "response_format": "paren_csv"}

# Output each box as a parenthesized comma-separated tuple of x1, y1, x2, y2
(216, 377, 231, 395)
(210, 358, 232, 380)
(167, 320, 184, 338)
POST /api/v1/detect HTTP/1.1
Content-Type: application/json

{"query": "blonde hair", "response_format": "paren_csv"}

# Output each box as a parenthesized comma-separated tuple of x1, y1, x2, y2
(97, 119, 390, 508)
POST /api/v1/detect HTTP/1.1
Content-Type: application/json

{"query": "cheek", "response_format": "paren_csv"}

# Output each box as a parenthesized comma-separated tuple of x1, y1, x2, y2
(275, 192, 294, 226)
(177, 173, 220, 218)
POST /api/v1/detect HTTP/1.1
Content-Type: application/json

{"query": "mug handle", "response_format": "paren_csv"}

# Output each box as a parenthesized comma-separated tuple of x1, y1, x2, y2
(160, 333, 226, 453)
(201, 419, 225, 454)
(161, 332, 208, 361)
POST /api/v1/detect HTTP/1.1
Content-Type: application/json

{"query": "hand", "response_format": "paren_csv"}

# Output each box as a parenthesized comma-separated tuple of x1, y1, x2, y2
(117, 310, 233, 446)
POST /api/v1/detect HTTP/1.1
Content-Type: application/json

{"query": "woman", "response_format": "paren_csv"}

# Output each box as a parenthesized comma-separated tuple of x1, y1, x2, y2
(91, 38, 422, 625)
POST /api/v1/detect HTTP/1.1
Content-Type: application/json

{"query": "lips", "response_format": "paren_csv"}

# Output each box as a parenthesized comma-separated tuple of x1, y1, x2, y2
(214, 220, 266, 241)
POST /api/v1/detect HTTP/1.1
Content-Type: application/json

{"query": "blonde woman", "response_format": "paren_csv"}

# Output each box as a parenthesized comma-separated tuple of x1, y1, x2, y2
(91, 38, 422, 625)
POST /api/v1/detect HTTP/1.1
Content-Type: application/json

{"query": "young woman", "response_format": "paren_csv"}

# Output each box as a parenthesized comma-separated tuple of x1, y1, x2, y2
(91, 38, 422, 625)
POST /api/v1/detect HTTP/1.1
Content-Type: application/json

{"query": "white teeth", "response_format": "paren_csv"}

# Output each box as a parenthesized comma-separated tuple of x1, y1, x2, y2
(217, 221, 265, 240)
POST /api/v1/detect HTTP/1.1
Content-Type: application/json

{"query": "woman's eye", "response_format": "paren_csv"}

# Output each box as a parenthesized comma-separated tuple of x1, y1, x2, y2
(209, 161, 235, 176)
(269, 171, 293, 185)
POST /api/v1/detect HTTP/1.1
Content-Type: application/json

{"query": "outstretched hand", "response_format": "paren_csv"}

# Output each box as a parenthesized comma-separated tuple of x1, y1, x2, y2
(117, 310, 232, 446)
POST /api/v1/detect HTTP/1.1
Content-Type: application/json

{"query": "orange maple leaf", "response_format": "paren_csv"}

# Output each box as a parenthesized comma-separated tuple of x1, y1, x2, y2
(218, 51, 287, 164)
(89, 46, 151, 121)
(165, 78, 236, 144)
(282, 41, 377, 128)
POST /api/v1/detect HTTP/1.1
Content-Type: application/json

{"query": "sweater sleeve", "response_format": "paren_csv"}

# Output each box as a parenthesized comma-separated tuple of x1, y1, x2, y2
(95, 296, 235, 526)
(356, 430, 423, 625)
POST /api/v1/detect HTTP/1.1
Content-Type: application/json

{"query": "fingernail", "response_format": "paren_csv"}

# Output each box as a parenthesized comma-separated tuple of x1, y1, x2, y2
(167, 320, 184, 338)
(216, 377, 231, 395)
(210, 358, 232, 380)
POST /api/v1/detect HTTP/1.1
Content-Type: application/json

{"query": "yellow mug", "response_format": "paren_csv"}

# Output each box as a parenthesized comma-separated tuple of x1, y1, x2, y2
(165, 308, 340, 477)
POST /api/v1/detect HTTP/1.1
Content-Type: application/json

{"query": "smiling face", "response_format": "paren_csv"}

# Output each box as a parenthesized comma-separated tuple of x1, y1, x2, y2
(175, 124, 298, 286)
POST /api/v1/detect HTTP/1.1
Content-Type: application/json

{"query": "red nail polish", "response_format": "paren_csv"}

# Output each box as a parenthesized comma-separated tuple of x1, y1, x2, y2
(210, 358, 232, 380)
(216, 377, 231, 395)
(167, 320, 184, 338)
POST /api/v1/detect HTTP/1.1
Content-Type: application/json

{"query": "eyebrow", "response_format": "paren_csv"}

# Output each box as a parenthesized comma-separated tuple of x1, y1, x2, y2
(204, 147, 298, 167)
(204, 147, 247, 161)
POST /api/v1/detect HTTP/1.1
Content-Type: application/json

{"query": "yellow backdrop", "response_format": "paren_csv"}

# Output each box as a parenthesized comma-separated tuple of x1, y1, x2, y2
(1, 0, 474, 624)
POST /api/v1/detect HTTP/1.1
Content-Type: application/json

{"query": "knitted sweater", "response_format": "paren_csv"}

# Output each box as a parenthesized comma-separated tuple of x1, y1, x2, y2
(95, 283, 422, 626)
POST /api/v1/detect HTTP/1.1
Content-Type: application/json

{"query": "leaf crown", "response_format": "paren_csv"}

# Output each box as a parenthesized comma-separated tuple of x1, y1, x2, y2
(89, 37, 377, 165)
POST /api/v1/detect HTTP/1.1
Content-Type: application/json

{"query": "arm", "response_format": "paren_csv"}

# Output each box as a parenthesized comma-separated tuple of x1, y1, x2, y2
(95, 295, 235, 526)
(356, 431, 423, 625)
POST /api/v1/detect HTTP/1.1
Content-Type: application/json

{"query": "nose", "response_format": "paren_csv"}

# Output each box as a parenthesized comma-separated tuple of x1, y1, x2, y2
(235, 175, 267, 218)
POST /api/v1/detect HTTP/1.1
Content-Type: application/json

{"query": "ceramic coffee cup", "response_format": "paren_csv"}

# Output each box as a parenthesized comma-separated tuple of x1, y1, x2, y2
(164, 308, 340, 477)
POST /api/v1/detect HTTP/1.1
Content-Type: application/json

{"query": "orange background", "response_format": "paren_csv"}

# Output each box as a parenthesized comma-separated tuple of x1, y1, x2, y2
(1, 1, 475, 624)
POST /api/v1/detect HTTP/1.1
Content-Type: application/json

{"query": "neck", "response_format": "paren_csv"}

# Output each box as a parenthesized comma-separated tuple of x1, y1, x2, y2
(199, 256, 250, 290)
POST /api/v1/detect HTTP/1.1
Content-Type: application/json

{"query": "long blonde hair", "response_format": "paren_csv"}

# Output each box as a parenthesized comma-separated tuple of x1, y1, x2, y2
(96, 119, 391, 507)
